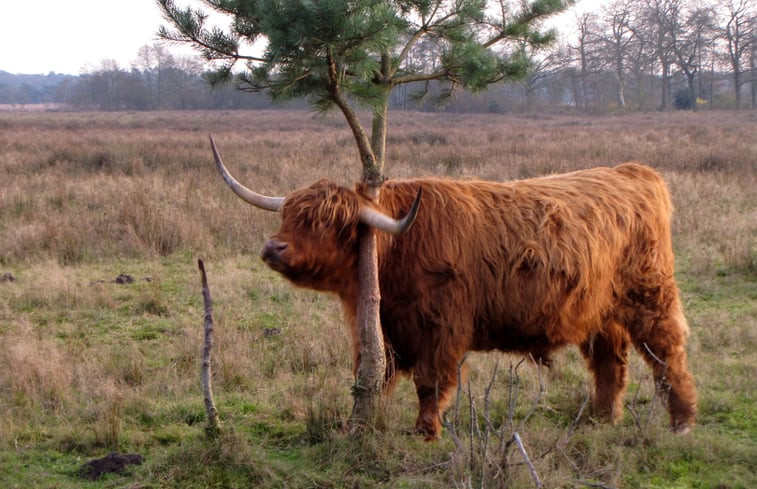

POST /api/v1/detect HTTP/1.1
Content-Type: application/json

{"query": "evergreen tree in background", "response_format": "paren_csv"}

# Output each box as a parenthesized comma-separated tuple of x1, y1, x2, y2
(156, 0, 569, 430)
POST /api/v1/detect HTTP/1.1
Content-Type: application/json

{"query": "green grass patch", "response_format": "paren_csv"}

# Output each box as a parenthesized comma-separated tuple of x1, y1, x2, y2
(1, 253, 755, 488)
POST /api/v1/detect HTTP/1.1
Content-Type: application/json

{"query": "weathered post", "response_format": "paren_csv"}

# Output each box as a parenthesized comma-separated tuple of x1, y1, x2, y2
(198, 258, 221, 437)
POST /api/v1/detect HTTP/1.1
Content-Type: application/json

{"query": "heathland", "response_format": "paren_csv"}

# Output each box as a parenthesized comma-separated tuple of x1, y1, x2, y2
(0, 110, 755, 488)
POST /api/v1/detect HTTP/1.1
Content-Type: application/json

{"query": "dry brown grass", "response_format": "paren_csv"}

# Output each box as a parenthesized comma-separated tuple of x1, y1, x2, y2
(1, 110, 754, 272)
(0, 109, 755, 488)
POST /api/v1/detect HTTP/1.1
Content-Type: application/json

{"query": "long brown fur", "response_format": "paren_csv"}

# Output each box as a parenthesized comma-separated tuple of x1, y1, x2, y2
(260, 163, 697, 439)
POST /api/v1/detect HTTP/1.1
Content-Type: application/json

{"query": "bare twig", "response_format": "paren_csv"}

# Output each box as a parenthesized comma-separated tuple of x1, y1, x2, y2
(513, 432, 542, 488)
(507, 358, 526, 430)
(516, 355, 546, 433)
(496, 358, 525, 458)
(441, 355, 468, 452)
(467, 375, 477, 481)
(558, 444, 581, 474)
(482, 359, 500, 434)
(566, 392, 591, 440)
(637, 344, 669, 431)
(531, 390, 592, 463)
(198, 258, 221, 436)
(454, 353, 468, 428)
(626, 356, 667, 439)
(642, 342, 666, 366)
(480, 359, 500, 486)
(626, 361, 645, 432)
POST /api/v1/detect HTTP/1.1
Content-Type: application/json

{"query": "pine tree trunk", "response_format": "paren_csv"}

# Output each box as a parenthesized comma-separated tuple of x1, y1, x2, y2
(350, 87, 391, 432)
(349, 190, 385, 431)
(326, 47, 392, 433)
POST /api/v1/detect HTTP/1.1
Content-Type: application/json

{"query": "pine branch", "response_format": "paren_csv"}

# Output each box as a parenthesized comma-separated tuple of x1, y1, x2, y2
(392, 68, 451, 85)
(325, 47, 377, 181)
(157, 0, 267, 64)
(393, 4, 460, 75)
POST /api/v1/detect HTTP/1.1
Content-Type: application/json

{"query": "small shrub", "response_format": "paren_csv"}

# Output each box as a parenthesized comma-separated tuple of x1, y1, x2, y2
(134, 284, 170, 316)
(674, 89, 693, 110)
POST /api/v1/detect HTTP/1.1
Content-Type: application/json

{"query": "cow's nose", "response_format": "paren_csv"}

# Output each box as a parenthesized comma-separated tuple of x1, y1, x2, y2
(261, 239, 288, 262)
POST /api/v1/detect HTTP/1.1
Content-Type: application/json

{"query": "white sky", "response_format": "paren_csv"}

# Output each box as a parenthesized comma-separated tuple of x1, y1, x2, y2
(0, 0, 601, 76)
(1, 1, 173, 75)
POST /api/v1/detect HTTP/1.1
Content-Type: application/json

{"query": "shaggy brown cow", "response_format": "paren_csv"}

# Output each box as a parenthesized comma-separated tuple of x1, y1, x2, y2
(210, 138, 697, 439)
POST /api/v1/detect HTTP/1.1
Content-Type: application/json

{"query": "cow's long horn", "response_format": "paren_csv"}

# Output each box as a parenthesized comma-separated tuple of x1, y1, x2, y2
(210, 135, 285, 211)
(359, 186, 422, 234)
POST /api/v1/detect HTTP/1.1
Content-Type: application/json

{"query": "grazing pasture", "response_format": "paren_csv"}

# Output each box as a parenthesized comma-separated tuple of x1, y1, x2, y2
(0, 110, 755, 488)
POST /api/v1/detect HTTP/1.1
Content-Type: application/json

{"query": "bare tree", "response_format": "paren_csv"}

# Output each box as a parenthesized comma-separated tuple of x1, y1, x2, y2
(643, 0, 676, 110)
(134, 45, 157, 74)
(667, 1, 717, 110)
(131, 44, 177, 109)
(625, 1, 658, 110)
(520, 44, 564, 112)
(718, 0, 756, 108)
(563, 0, 722, 111)
(568, 13, 604, 110)
(599, 1, 639, 108)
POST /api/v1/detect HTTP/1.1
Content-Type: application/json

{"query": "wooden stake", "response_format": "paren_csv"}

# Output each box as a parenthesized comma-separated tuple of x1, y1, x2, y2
(198, 258, 221, 436)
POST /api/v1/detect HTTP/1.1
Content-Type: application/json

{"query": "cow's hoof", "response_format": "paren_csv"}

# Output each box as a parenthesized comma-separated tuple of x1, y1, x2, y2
(672, 422, 693, 435)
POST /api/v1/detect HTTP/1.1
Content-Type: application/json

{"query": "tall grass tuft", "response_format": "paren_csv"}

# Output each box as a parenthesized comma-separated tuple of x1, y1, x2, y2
(2, 331, 72, 414)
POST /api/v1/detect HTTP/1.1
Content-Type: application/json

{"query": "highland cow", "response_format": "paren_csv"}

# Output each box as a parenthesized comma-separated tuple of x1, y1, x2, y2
(210, 137, 697, 439)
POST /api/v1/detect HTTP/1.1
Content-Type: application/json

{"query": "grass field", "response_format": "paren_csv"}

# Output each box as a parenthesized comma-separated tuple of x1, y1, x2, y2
(0, 109, 755, 488)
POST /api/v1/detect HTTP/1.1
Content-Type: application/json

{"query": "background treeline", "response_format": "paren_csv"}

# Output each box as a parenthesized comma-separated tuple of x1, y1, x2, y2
(0, 48, 289, 111)
(1, 0, 754, 113)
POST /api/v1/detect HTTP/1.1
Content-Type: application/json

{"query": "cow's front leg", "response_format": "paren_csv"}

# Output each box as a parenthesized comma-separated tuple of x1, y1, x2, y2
(580, 321, 631, 423)
(412, 357, 464, 441)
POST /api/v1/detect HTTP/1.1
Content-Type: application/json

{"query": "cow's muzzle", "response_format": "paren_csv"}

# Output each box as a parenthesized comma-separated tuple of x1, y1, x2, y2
(261, 239, 289, 271)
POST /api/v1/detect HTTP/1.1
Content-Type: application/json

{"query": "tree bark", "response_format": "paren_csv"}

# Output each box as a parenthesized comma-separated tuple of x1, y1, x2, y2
(733, 68, 742, 109)
(349, 194, 386, 431)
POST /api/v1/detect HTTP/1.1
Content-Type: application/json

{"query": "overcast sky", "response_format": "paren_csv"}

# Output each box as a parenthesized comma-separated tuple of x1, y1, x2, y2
(1, 0, 598, 76)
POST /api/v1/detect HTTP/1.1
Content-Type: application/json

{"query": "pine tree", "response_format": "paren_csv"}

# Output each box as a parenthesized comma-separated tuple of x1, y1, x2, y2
(157, 0, 569, 431)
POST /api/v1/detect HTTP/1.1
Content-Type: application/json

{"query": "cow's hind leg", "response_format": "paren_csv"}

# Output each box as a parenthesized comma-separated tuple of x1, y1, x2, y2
(581, 321, 631, 423)
(628, 293, 697, 433)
